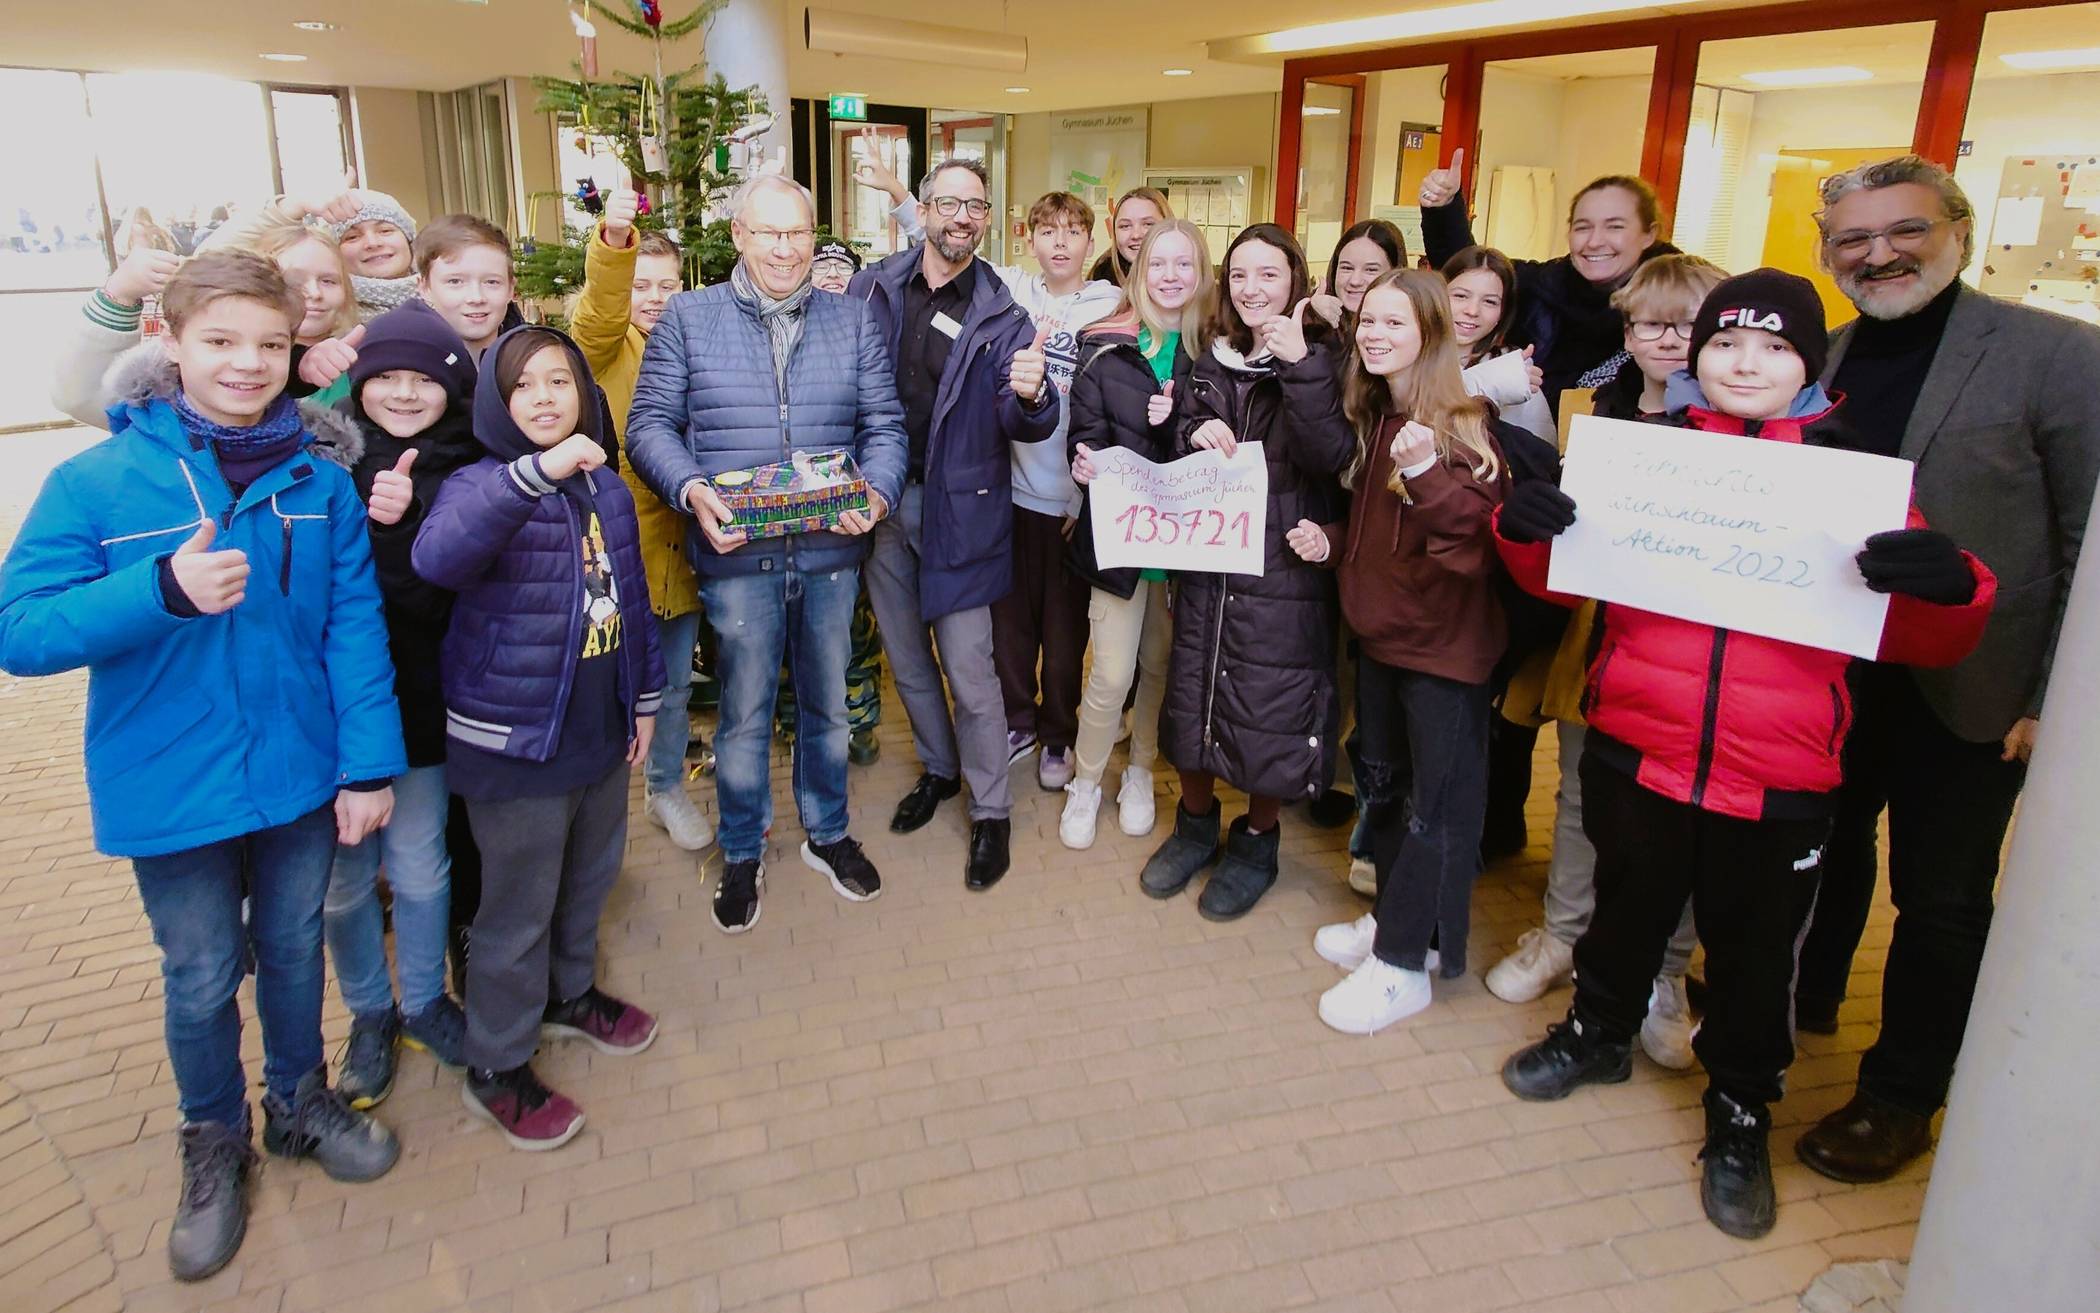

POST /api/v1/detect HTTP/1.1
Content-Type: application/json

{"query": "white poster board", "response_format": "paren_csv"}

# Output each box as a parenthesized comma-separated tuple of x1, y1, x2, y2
(1089, 442, 1268, 575)
(1547, 415, 1914, 658)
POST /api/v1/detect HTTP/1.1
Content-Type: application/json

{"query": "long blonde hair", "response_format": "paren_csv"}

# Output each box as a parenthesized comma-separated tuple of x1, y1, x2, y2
(1342, 269, 1500, 489)
(248, 224, 361, 340)
(1086, 219, 1214, 361)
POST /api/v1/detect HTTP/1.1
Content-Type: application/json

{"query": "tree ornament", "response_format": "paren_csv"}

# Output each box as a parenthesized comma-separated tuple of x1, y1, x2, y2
(570, 5, 599, 78)
(640, 0, 662, 27)
(575, 178, 604, 214)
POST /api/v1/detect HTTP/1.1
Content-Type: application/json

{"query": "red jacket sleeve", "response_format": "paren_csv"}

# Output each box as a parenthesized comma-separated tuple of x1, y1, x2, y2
(1875, 506, 1998, 669)
(1491, 505, 1583, 610)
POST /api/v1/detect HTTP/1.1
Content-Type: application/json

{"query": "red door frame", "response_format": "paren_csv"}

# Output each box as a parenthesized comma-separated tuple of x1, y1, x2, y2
(1274, 0, 2083, 235)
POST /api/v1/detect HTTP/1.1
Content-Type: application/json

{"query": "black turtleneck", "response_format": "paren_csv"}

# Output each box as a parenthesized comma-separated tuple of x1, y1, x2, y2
(1828, 278, 1962, 459)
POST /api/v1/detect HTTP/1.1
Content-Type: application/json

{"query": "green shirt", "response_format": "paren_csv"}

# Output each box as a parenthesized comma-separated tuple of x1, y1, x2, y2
(1136, 327, 1180, 583)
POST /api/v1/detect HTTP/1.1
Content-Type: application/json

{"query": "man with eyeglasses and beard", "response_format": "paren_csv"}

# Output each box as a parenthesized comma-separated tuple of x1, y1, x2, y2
(1790, 155, 2100, 1185)
(848, 158, 1060, 892)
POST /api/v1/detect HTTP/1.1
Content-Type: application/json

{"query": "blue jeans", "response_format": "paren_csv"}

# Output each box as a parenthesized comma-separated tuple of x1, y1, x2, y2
(133, 806, 337, 1129)
(645, 610, 703, 795)
(326, 764, 452, 1019)
(701, 565, 857, 863)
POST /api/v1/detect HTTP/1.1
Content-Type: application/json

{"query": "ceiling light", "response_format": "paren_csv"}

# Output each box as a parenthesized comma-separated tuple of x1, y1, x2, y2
(1163, 68, 1193, 76)
(1740, 65, 1871, 87)
(260, 52, 310, 62)
(291, 20, 336, 31)
(2000, 47, 2100, 70)
(1004, 86, 1030, 93)
(1210, 0, 1658, 59)
(1302, 105, 1343, 116)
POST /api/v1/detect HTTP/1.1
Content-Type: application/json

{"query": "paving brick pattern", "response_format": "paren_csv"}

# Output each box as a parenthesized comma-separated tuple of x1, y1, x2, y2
(0, 430, 1932, 1312)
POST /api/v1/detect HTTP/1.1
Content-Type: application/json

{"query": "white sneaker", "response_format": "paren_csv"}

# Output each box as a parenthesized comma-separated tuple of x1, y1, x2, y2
(1347, 855, 1376, 896)
(1115, 766, 1156, 836)
(1315, 914, 1377, 970)
(645, 788, 715, 851)
(1319, 956, 1432, 1035)
(1059, 779, 1103, 850)
(1640, 973, 1697, 1070)
(1483, 927, 1576, 1004)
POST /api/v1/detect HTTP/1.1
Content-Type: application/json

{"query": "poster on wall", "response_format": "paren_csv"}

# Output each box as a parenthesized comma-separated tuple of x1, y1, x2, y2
(1047, 107, 1149, 251)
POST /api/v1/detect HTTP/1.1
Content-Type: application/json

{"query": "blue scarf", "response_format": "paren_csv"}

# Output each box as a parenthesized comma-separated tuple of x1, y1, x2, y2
(171, 391, 305, 488)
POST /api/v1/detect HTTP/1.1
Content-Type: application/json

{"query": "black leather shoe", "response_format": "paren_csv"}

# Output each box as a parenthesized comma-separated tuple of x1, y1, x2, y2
(1501, 1017, 1633, 1101)
(890, 773, 961, 833)
(1795, 1088, 1935, 1183)
(965, 819, 1011, 891)
(1701, 1090, 1776, 1239)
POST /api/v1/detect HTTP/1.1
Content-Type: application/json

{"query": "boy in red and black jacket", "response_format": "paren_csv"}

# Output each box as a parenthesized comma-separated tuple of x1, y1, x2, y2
(1489, 269, 1995, 1240)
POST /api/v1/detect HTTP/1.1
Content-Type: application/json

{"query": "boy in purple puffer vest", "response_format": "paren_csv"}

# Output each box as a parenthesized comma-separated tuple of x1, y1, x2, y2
(412, 325, 666, 1150)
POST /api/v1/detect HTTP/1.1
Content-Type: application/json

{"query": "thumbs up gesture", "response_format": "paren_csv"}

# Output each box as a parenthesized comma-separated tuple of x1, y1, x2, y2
(602, 187, 641, 247)
(366, 448, 419, 526)
(1010, 326, 1051, 406)
(1147, 379, 1175, 428)
(169, 519, 249, 615)
(299, 323, 364, 391)
(1258, 299, 1313, 364)
(300, 169, 366, 227)
(1419, 148, 1465, 208)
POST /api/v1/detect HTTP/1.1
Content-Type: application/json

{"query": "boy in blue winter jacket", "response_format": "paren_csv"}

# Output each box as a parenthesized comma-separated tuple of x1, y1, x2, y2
(0, 251, 409, 1283)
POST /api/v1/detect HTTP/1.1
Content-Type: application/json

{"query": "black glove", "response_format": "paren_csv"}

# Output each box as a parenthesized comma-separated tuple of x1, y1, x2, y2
(1498, 481, 1578, 544)
(1856, 528, 1975, 606)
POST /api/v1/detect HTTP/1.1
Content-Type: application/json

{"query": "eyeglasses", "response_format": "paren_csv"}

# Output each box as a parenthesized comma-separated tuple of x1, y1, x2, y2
(1628, 319, 1695, 342)
(928, 196, 992, 219)
(1824, 218, 1948, 260)
(747, 226, 814, 250)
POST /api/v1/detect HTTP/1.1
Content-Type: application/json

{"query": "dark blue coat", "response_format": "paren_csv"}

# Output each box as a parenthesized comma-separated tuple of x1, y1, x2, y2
(411, 327, 665, 762)
(848, 248, 1061, 620)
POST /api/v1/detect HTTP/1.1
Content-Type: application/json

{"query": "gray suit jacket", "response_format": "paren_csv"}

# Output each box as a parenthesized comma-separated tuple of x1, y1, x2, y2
(1825, 285, 2100, 742)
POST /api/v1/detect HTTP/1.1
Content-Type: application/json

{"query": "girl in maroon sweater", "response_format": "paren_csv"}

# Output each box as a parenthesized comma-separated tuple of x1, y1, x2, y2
(1288, 268, 1509, 1035)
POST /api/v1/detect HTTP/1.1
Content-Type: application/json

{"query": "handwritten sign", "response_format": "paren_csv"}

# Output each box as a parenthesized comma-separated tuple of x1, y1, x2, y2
(1089, 441, 1268, 575)
(1548, 414, 1914, 657)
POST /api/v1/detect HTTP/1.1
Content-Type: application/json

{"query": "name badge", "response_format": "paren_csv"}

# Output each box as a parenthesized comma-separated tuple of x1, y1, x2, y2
(930, 311, 964, 340)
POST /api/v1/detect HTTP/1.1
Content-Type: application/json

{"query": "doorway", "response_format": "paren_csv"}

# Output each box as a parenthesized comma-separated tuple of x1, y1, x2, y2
(1761, 146, 1906, 326)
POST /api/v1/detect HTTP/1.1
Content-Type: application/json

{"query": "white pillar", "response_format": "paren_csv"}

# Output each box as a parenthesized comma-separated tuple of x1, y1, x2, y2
(1900, 539, 2100, 1312)
(705, 0, 793, 166)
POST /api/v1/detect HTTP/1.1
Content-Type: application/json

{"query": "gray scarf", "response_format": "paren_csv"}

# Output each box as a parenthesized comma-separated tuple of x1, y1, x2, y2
(731, 261, 813, 390)
(352, 272, 419, 323)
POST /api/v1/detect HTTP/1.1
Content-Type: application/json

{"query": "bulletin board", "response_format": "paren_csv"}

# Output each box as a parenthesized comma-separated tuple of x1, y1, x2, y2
(1142, 168, 1255, 262)
(1978, 153, 2100, 317)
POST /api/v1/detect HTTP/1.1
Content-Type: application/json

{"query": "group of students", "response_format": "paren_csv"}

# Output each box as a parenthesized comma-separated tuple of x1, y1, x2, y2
(0, 147, 2009, 1283)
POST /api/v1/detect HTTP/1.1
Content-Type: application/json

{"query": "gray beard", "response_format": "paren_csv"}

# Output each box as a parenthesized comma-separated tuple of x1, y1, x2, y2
(931, 230, 978, 263)
(1842, 245, 1962, 321)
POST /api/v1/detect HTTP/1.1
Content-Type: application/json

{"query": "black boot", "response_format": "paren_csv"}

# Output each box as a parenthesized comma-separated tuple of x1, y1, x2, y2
(1198, 816, 1280, 921)
(1795, 1088, 1934, 1183)
(1700, 1090, 1776, 1238)
(1140, 798, 1221, 898)
(1501, 1016, 1633, 1101)
(168, 1120, 256, 1282)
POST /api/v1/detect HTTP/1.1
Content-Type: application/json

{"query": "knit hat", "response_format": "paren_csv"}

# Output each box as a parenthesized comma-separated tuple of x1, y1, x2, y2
(328, 190, 418, 243)
(349, 303, 475, 405)
(812, 239, 861, 273)
(1688, 267, 1828, 383)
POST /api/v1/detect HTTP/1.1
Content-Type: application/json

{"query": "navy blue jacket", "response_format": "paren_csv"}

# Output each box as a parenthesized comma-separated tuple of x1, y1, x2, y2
(624, 281, 908, 581)
(848, 249, 1061, 620)
(411, 327, 665, 762)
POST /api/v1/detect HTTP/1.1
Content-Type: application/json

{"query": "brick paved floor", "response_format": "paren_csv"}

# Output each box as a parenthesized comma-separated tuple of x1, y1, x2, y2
(1, 428, 1934, 1313)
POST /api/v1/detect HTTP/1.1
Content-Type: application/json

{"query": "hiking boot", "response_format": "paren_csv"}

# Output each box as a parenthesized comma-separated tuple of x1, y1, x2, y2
(1115, 766, 1156, 836)
(543, 984, 658, 1055)
(1484, 927, 1576, 1004)
(1640, 973, 1697, 1070)
(890, 773, 960, 834)
(1198, 816, 1279, 921)
(1037, 747, 1074, 791)
(802, 836, 881, 901)
(168, 1120, 256, 1282)
(1501, 1017, 1633, 1101)
(401, 995, 467, 1069)
(1319, 956, 1432, 1035)
(261, 1068, 400, 1183)
(645, 787, 715, 851)
(1701, 1090, 1777, 1238)
(336, 1007, 400, 1110)
(1140, 798, 1221, 898)
(464, 1063, 584, 1152)
(848, 727, 881, 766)
(713, 859, 764, 933)
(1060, 779, 1103, 850)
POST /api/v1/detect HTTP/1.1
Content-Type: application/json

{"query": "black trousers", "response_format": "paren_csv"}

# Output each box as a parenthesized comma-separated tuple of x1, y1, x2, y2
(990, 506, 1090, 751)
(1573, 755, 1829, 1108)
(1796, 664, 2026, 1113)
(1359, 657, 1490, 976)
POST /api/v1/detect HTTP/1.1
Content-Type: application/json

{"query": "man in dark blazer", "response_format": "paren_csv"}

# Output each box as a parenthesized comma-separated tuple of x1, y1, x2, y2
(1794, 155, 2100, 1182)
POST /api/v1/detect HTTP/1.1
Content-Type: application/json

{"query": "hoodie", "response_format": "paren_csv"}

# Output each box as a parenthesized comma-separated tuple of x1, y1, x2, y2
(993, 269, 1123, 517)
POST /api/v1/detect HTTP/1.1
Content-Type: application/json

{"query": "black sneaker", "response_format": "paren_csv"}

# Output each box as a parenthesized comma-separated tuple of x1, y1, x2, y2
(261, 1067, 400, 1183)
(713, 859, 765, 933)
(802, 836, 881, 901)
(336, 1007, 401, 1110)
(1501, 1017, 1634, 1101)
(1700, 1090, 1777, 1238)
(168, 1120, 256, 1282)
(401, 995, 468, 1069)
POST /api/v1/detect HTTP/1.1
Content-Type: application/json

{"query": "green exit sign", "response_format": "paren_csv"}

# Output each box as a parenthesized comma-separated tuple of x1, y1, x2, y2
(828, 93, 867, 122)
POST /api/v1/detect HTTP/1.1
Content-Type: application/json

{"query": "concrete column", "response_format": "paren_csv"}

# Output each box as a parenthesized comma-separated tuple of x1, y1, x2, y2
(705, 0, 792, 167)
(1900, 543, 2100, 1312)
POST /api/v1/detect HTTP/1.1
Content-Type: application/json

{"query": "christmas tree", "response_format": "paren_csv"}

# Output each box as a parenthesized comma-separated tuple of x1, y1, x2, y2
(514, 0, 769, 300)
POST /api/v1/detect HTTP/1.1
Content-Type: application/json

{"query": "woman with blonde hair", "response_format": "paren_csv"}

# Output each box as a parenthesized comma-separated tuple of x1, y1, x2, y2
(248, 223, 363, 406)
(1061, 219, 1215, 847)
(1088, 186, 1174, 286)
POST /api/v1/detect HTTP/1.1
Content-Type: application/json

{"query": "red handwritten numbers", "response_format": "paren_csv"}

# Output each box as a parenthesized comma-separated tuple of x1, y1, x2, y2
(1112, 505, 1251, 550)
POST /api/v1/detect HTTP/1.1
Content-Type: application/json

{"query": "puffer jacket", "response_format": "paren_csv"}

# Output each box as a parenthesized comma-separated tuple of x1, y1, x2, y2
(1161, 341, 1354, 801)
(1064, 327, 1196, 599)
(413, 326, 665, 762)
(571, 224, 698, 619)
(625, 278, 908, 582)
(0, 349, 405, 858)
(1494, 382, 1997, 821)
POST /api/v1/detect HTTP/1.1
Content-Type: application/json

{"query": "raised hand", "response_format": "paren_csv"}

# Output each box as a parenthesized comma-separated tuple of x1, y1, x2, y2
(366, 448, 418, 526)
(1419, 147, 1465, 208)
(1258, 299, 1312, 364)
(1285, 518, 1330, 563)
(1389, 419, 1438, 471)
(685, 481, 749, 553)
(538, 433, 607, 481)
(1147, 380, 1175, 428)
(1307, 292, 1345, 329)
(105, 218, 182, 308)
(603, 187, 640, 246)
(851, 127, 910, 203)
(299, 323, 363, 391)
(1010, 327, 1050, 405)
(169, 519, 249, 614)
(1071, 443, 1099, 486)
(299, 169, 364, 227)
(1189, 418, 1238, 459)
(1521, 344, 1543, 393)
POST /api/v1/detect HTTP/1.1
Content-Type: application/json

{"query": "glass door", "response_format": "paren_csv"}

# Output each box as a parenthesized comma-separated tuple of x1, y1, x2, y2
(832, 121, 913, 259)
(931, 110, 1007, 262)
(1473, 48, 1656, 262)
(1294, 77, 1361, 269)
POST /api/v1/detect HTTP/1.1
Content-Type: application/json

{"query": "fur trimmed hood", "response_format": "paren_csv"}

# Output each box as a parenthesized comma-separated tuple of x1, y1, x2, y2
(102, 341, 364, 471)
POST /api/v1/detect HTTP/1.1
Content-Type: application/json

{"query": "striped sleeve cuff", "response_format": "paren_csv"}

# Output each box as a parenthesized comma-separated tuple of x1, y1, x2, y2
(508, 453, 557, 497)
(635, 689, 665, 717)
(84, 290, 143, 333)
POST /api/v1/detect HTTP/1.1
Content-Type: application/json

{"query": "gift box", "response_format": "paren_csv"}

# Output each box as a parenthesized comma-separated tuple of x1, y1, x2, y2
(710, 450, 871, 539)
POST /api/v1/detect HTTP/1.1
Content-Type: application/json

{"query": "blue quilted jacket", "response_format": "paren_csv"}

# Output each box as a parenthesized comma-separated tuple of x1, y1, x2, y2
(625, 281, 909, 582)
(411, 327, 665, 762)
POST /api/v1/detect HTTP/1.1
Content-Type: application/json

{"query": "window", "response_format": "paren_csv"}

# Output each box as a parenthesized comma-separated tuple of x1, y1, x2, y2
(1475, 48, 1655, 261)
(1294, 78, 1361, 269)
(422, 81, 516, 230)
(270, 88, 351, 206)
